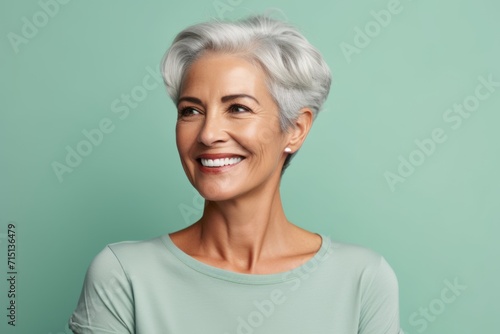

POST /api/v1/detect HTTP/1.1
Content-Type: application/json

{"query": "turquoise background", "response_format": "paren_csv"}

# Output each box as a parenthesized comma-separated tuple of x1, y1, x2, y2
(1, 0, 499, 333)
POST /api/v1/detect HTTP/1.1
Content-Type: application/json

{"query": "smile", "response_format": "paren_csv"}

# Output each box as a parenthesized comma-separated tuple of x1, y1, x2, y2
(200, 157, 243, 167)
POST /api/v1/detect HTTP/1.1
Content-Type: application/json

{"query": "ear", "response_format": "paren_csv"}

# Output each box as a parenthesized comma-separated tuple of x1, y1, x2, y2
(286, 108, 313, 151)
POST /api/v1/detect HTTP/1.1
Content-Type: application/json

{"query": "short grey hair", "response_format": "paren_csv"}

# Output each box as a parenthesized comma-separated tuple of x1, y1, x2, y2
(161, 15, 331, 173)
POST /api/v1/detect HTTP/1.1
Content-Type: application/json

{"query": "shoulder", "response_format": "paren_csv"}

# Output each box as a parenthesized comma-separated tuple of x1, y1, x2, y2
(325, 237, 385, 268)
(69, 239, 158, 332)
(323, 240, 403, 333)
(321, 236, 399, 289)
(85, 235, 168, 281)
(106, 235, 167, 260)
(321, 238, 402, 330)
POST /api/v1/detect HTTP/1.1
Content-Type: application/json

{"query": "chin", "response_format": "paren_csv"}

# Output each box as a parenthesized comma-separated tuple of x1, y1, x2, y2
(193, 182, 233, 201)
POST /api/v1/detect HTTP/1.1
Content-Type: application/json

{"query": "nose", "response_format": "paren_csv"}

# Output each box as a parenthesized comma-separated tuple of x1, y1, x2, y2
(197, 110, 228, 146)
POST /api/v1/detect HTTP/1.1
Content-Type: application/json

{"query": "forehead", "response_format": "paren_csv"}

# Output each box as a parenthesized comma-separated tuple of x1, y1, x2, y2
(180, 52, 269, 96)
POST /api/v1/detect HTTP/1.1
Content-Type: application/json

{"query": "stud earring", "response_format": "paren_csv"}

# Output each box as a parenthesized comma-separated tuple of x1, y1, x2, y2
(284, 147, 292, 153)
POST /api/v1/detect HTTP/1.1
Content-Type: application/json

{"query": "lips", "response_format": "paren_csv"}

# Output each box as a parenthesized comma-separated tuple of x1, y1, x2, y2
(195, 153, 245, 169)
(200, 157, 242, 167)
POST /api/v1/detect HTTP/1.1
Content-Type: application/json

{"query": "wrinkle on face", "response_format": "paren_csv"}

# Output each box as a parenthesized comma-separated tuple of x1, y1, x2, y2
(176, 52, 290, 202)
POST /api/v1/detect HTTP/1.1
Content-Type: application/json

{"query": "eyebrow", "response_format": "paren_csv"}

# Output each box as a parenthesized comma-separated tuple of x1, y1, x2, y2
(177, 94, 260, 107)
(177, 96, 202, 107)
(221, 94, 260, 105)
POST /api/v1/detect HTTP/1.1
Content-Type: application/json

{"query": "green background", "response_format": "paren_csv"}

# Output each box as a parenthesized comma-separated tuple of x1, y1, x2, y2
(1, 0, 498, 333)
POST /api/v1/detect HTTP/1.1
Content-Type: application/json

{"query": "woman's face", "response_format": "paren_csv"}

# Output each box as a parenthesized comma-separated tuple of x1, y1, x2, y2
(175, 52, 291, 201)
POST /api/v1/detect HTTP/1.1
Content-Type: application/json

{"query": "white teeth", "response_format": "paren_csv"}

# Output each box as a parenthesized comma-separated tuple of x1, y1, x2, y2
(200, 157, 242, 167)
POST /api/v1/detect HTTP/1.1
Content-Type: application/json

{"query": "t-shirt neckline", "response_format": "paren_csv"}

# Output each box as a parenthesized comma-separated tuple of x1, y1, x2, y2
(160, 232, 332, 285)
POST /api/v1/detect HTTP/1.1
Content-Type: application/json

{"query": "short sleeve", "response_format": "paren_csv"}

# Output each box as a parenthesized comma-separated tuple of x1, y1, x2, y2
(69, 246, 135, 334)
(358, 256, 404, 334)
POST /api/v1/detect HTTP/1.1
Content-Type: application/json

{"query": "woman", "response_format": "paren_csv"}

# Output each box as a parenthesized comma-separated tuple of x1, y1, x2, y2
(69, 15, 403, 333)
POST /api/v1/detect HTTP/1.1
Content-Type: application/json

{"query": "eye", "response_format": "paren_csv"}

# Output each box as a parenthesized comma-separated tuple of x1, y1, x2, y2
(228, 104, 251, 113)
(178, 107, 201, 117)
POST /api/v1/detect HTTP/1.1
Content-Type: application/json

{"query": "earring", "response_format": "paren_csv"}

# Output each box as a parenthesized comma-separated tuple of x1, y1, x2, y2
(284, 147, 292, 153)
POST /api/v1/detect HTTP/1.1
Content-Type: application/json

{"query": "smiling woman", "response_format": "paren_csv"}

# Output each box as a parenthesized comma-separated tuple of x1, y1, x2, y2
(68, 15, 403, 334)
(174, 51, 302, 202)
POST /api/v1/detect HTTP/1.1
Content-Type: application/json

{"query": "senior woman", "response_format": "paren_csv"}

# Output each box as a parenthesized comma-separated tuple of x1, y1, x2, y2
(69, 15, 403, 334)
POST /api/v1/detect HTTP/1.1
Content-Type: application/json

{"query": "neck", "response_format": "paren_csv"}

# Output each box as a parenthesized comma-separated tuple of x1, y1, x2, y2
(192, 177, 296, 272)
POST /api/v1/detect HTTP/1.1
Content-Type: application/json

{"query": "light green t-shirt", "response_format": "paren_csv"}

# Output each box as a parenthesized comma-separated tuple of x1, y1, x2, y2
(69, 233, 403, 333)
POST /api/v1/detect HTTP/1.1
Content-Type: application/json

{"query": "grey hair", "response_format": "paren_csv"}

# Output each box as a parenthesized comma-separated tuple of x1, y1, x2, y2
(161, 15, 331, 173)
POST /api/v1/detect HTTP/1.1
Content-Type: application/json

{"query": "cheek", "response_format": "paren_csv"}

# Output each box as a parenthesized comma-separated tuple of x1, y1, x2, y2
(239, 116, 281, 146)
(175, 122, 198, 155)
(236, 121, 284, 160)
(175, 130, 184, 155)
